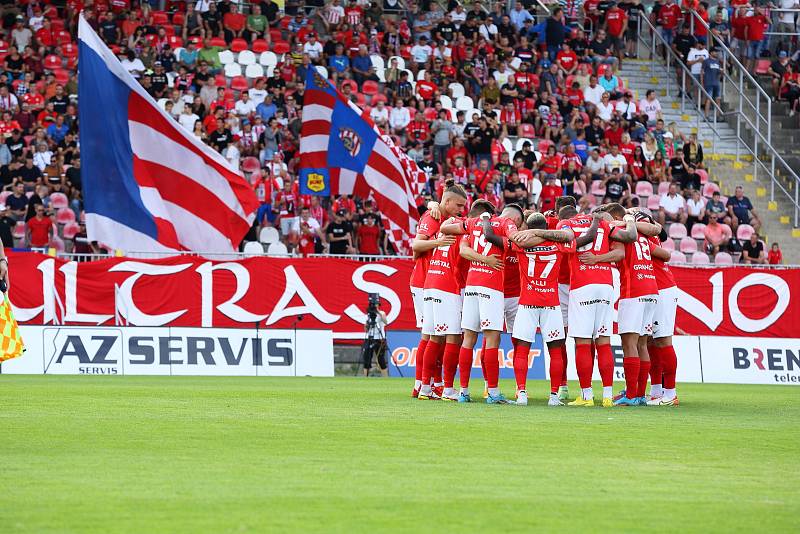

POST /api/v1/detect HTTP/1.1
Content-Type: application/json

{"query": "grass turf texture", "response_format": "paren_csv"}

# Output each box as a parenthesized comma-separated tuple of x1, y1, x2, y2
(1, 376, 798, 533)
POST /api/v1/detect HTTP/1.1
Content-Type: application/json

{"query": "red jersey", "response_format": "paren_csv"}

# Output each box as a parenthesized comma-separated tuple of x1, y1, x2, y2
(659, 3, 683, 29)
(503, 248, 521, 298)
(410, 212, 441, 288)
(557, 215, 619, 289)
(618, 232, 659, 298)
(546, 215, 571, 285)
(357, 224, 380, 254)
(464, 216, 518, 292)
(745, 14, 769, 42)
(605, 7, 627, 36)
(556, 50, 578, 71)
(424, 232, 466, 294)
(515, 241, 573, 306)
(648, 235, 676, 290)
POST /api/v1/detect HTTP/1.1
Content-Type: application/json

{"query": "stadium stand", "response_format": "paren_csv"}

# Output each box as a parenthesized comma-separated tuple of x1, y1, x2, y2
(0, 0, 793, 264)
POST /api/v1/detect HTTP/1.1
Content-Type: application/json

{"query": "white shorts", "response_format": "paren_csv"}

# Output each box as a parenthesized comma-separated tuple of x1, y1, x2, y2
(461, 286, 504, 332)
(410, 286, 424, 329)
(512, 304, 565, 343)
(653, 286, 678, 339)
(504, 297, 519, 333)
(617, 295, 658, 336)
(422, 288, 463, 336)
(558, 283, 570, 327)
(567, 284, 614, 339)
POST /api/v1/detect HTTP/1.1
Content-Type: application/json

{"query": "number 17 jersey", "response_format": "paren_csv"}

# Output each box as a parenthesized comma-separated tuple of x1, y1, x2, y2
(515, 240, 574, 306)
(556, 215, 619, 289)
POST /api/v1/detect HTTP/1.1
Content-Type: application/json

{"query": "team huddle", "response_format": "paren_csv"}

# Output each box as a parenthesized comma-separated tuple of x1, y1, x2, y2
(409, 181, 679, 407)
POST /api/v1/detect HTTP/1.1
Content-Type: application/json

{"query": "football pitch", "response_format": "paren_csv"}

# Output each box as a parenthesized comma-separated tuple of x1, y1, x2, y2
(1, 376, 798, 533)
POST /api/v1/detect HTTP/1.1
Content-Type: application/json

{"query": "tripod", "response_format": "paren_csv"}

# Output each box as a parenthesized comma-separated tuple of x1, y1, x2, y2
(358, 313, 402, 377)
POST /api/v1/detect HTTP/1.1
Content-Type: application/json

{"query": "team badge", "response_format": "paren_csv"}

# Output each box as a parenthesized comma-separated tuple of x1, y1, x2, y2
(339, 127, 362, 157)
(306, 172, 326, 193)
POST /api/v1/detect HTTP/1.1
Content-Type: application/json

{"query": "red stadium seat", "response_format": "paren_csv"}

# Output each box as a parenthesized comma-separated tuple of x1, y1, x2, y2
(362, 80, 379, 95)
(371, 93, 388, 105)
(0, 40, 8, 53)
(172, 12, 186, 26)
(252, 39, 270, 53)
(270, 29, 283, 42)
(62, 43, 78, 59)
(230, 38, 248, 53)
(44, 55, 62, 70)
(519, 123, 535, 139)
(538, 139, 553, 153)
(209, 37, 226, 48)
(54, 69, 69, 84)
(754, 59, 771, 75)
(230, 76, 249, 92)
(168, 35, 183, 48)
(354, 92, 367, 106)
(340, 79, 358, 93)
(56, 208, 76, 225)
(50, 19, 66, 31)
(272, 41, 290, 54)
(62, 221, 80, 240)
(55, 30, 72, 46)
(152, 11, 170, 25)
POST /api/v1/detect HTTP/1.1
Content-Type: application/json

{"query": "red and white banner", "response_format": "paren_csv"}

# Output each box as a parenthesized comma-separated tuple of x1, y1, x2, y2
(5, 253, 798, 338)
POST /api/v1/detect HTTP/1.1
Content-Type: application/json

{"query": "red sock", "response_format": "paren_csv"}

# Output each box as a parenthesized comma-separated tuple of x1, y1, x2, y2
(648, 344, 662, 386)
(638, 360, 651, 398)
(442, 342, 460, 388)
(623, 357, 640, 399)
(479, 337, 487, 380)
(513, 344, 529, 391)
(484, 347, 500, 388)
(596, 343, 614, 388)
(560, 345, 568, 386)
(421, 341, 445, 386)
(661, 345, 678, 389)
(575, 343, 594, 389)
(458, 346, 473, 389)
(434, 348, 443, 384)
(548, 345, 564, 394)
(414, 338, 428, 382)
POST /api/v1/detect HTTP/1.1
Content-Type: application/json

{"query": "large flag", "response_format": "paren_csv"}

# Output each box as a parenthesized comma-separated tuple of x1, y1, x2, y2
(0, 293, 24, 363)
(298, 68, 421, 251)
(78, 15, 259, 253)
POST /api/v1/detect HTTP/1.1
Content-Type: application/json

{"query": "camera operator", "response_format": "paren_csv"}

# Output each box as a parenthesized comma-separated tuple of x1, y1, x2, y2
(362, 297, 389, 377)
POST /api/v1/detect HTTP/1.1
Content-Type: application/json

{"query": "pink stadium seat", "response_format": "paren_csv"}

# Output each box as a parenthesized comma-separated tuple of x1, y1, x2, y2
(737, 224, 755, 241)
(50, 192, 69, 209)
(44, 54, 61, 70)
(680, 237, 698, 253)
(590, 180, 606, 197)
(696, 169, 708, 184)
(519, 123, 535, 139)
(754, 59, 771, 75)
(340, 79, 358, 93)
(691, 251, 710, 264)
(646, 195, 661, 210)
(662, 237, 675, 250)
(635, 181, 653, 197)
(657, 181, 671, 196)
(669, 251, 687, 264)
(702, 182, 720, 198)
(715, 252, 733, 265)
(538, 139, 553, 153)
(573, 180, 587, 197)
(668, 224, 687, 239)
(172, 12, 186, 26)
(56, 208, 76, 225)
(241, 157, 261, 174)
(62, 221, 80, 240)
(690, 223, 706, 240)
(230, 38, 248, 53)
(252, 39, 270, 53)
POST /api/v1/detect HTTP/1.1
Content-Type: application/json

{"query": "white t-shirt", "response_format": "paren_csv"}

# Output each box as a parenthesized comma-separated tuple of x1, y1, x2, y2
(248, 87, 268, 106)
(389, 107, 411, 129)
(583, 84, 605, 106)
(585, 156, 605, 175)
(639, 98, 662, 122)
(370, 106, 389, 124)
(410, 44, 432, 64)
(235, 98, 257, 117)
(179, 112, 200, 131)
(660, 193, 686, 214)
(603, 153, 628, 173)
(687, 48, 709, 75)
(303, 41, 324, 59)
(596, 101, 614, 122)
(122, 58, 146, 78)
(687, 197, 705, 217)
(615, 99, 638, 120)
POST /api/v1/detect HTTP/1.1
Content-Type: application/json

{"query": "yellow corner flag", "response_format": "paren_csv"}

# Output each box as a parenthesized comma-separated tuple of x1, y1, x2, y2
(0, 292, 24, 362)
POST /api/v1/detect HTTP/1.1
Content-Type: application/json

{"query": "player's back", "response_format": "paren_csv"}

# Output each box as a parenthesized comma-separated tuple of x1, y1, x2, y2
(464, 216, 516, 292)
(618, 232, 658, 298)
(557, 215, 616, 289)
(516, 240, 572, 306)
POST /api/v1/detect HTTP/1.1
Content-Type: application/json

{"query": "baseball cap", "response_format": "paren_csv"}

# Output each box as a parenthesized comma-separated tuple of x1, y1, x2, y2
(779, 51, 788, 58)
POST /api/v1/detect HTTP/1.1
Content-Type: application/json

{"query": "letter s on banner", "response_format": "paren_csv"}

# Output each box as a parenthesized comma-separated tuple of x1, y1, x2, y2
(110, 262, 192, 325)
(728, 273, 790, 332)
(344, 263, 402, 324)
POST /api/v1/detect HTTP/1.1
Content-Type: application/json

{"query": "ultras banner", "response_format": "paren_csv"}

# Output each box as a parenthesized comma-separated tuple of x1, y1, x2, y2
(5, 253, 798, 338)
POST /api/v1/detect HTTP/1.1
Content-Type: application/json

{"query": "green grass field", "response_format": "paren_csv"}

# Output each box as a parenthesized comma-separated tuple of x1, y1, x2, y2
(1, 376, 798, 533)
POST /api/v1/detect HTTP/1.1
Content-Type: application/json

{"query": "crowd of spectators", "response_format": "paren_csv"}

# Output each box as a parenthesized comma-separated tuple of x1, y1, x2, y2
(0, 0, 786, 264)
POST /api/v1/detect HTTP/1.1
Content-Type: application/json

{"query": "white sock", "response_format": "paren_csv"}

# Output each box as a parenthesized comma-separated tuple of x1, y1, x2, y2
(443, 387, 455, 397)
(460, 387, 470, 395)
(488, 387, 500, 397)
(420, 384, 432, 395)
(663, 388, 676, 400)
(603, 386, 613, 398)
(650, 384, 663, 398)
(414, 380, 422, 389)
(484, 380, 489, 390)
(582, 387, 593, 400)
(434, 381, 444, 387)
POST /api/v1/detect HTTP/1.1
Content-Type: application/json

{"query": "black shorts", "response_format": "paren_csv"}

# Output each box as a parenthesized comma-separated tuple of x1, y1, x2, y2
(362, 339, 387, 370)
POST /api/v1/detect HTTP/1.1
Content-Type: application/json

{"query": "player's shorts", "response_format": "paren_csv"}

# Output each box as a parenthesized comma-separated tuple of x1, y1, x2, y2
(653, 285, 678, 339)
(410, 286, 424, 329)
(558, 283, 570, 327)
(567, 284, 614, 339)
(461, 286, 504, 332)
(504, 296, 519, 333)
(512, 304, 565, 343)
(617, 294, 658, 336)
(422, 288, 463, 336)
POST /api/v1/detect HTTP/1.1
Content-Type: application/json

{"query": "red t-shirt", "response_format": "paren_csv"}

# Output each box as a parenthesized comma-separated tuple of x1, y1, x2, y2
(648, 235, 676, 290)
(27, 216, 51, 247)
(745, 14, 769, 42)
(557, 216, 619, 289)
(605, 7, 627, 36)
(464, 216, 518, 292)
(298, 230, 316, 256)
(515, 241, 573, 306)
(223, 13, 246, 31)
(659, 3, 683, 29)
(357, 224, 380, 254)
(618, 231, 659, 299)
(539, 184, 562, 212)
(416, 80, 437, 100)
(410, 212, 440, 288)
(556, 50, 578, 71)
(619, 142, 636, 166)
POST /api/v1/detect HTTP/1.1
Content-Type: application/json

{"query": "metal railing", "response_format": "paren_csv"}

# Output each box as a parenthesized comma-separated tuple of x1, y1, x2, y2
(54, 251, 410, 262)
(638, 11, 800, 225)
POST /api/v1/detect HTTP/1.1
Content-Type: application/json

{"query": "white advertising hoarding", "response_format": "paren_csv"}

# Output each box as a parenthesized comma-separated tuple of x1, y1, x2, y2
(1, 326, 334, 377)
(699, 336, 800, 385)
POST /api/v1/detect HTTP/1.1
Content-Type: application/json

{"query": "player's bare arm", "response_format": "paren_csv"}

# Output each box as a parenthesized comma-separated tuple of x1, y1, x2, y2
(459, 240, 504, 270)
(411, 233, 455, 254)
(529, 228, 574, 243)
(575, 213, 602, 248)
(651, 244, 671, 262)
(610, 214, 637, 243)
(439, 218, 466, 235)
(480, 216, 506, 248)
(509, 229, 546, 247)
(635, 220, 662, 236)
(426, 201, 442, 221)
(580, 240, 625, 264)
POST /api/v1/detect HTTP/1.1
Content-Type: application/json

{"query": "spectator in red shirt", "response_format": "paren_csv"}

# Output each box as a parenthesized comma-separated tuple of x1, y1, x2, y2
(603, 3, 627, 67)
(744, 6, 769, 71)
(768, 243, 783, 265)
(657, 0, 683, 57)
(556, 42, 578, 75)
(356, 214, 381, 254)
(223, 5, 246, 44)
(26, 203, 52, 247)
(539, 175, 562, 212)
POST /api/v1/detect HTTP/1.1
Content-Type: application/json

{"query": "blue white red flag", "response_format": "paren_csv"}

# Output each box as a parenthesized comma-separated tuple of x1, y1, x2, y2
(78, 15, 258, 253)
(298, 67, 421, 252)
